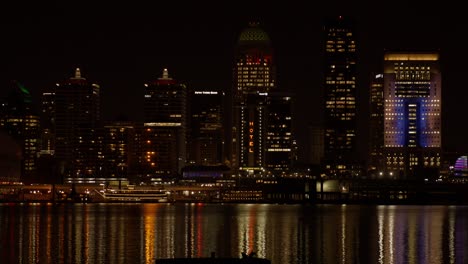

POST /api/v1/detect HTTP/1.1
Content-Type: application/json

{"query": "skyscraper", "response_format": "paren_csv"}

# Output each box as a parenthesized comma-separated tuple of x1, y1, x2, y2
(39, 89, 55, 157)
(265, 92, 294, 174)
(368, 73, 384, 175)
(322, 16, 358, 177)
(143, 69, 187, 181)
(35, 86, 56, 183)
(55, 68, 101, 182)
(232, 22, 275, 176)
(383, 51, 442, 178)
(0, 81, 39, 183)
(188, 89, 224, 165)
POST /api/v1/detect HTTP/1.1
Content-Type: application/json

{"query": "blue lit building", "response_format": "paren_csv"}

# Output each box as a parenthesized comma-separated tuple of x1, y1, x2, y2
(383, 52, 442, 178)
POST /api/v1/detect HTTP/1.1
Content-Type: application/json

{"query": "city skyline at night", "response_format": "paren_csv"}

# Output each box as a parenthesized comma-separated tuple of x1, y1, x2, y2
(3, 3, 468, 263)
(2, 2, 467, 174)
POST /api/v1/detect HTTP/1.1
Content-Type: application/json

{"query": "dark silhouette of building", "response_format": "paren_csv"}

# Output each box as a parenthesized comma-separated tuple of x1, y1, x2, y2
(322, 16, 358, 178)
(265, 92, 295, 175)
(188, 89, 224, 165)
(368, 73, 384, 177)
(39, 88, 55, 157)
(0, 81, 39, 183)
(55, 68, 101, 183)
(35, 84, 57, 183)
(101, 121, 136, 182)
(142, 69, 187, 181)
(307, 124, 324, 166)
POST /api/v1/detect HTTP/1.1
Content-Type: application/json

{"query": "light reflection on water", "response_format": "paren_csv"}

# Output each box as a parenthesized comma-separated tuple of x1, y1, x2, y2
(1, 203, 468, 264)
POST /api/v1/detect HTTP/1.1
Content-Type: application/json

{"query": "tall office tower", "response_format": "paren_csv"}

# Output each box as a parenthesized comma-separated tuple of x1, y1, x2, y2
(188, 89, 224, 165)
(39, 88, 55, 156)
(232, 22, 275, 176)
(0, 81, 39, 183)
(265, 92, 294, 174)
(35, 87, 56, 183)
(102, 121, 135, 181)
(143, 69, 187, 181)
(323, 16, 358, 177)
(55, 68, 101, 182)
(383, 51, 442, 178)
(368, 73, 384, 175)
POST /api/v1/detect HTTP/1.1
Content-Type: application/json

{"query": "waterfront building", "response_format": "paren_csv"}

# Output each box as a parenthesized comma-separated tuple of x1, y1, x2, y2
(143, 69, 187, 181)
(232, 22, 276, 176)
(368, 73, 385, 176)
(322, 16, 358, 178)
(55, 68, 101, 183)
(265, 92, 294, 174)
(383, 51, 442, 178)
(102, 121, 136, 182)
(0, 81, 39, 183)
(188, 89, 224, 165)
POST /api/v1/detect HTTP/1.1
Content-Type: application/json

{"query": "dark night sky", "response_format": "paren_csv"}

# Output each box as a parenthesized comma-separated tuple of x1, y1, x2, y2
(1, 1, 467, 162)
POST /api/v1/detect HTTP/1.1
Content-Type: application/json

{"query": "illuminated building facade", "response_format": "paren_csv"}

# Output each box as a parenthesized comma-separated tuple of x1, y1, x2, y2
(383, 52, 442, 178)
(238, 93, 267, 175)
(188, 89, 224, 165)
(0, 81, 39, 183)
(323, 16, 358, 177)
(368, 74, 384, 174)
(453, 156, 468, 177)
(55, 68, 101, 182)
(232, 22, 275, 175)
(102, 122, 135, 181)
(265, 92, 294, 174)
(143, 69, 187, 180)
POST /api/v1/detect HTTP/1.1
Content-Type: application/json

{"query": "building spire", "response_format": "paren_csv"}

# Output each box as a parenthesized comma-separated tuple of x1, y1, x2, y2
(75, 68, 81, 79)
(159, 68, 172, 80)
(71, 68, 85, 80)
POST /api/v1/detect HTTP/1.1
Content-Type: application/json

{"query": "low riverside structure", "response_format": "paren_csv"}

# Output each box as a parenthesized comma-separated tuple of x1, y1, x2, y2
(2, 178, 468, 204)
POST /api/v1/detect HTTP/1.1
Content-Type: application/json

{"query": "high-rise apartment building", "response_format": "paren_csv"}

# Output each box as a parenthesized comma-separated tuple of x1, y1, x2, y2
(143, 69, 187, 180)
(102, 121, 135, 181)
(383, 51, 442, 178)
(55, 68, 101, 182)
(232, 22, 275, 176)
(322, 16, 358, 177)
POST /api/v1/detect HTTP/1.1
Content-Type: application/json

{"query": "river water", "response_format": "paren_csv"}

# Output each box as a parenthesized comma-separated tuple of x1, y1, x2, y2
(1, 203, 467, 264)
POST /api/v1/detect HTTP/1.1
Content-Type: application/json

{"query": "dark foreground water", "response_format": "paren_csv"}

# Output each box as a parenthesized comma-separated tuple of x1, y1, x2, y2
(1, 203, 468, 264)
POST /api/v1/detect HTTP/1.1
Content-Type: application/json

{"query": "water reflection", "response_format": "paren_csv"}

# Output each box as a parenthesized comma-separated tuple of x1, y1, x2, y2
(1, 203, 468, 264)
